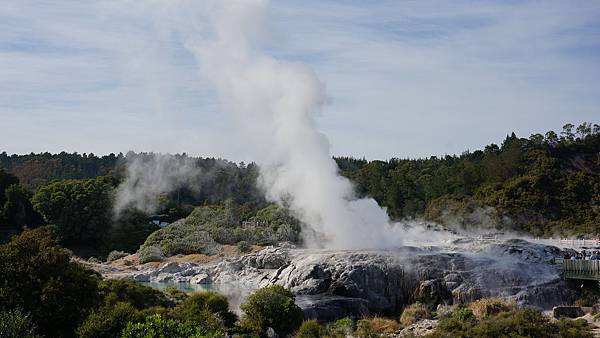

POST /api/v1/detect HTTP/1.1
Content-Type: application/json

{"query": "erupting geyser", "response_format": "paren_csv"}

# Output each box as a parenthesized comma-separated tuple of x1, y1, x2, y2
(186, 0, 398, 249)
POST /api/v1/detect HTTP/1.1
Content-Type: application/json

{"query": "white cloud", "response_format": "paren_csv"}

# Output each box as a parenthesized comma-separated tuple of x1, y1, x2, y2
(0, 0, 598, 159)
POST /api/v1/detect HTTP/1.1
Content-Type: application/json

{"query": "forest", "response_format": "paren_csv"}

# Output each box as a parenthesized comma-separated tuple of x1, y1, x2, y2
(1, 122, 599, 256)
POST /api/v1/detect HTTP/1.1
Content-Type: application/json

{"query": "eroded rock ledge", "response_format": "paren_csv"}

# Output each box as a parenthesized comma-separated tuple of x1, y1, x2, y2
(122, 239, 575, 320)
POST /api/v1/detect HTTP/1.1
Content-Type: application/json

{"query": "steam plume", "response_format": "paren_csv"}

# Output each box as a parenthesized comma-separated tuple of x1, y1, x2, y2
(186, 0, 398, 249)
(114, 153, 199, 216)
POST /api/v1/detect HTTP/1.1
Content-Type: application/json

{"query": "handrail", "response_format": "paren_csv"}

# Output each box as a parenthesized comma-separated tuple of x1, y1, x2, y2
(545, 238, 600, 247)
(562, 260, 600, 278)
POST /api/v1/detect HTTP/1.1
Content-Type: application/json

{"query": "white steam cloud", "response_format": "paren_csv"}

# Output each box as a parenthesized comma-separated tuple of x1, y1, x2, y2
(185, 0, 399, 249)
(114, 154, 199, 216)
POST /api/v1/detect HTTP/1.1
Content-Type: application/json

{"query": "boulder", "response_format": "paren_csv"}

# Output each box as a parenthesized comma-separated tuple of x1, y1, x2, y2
(159, 262, 183, 274)
(132, 273, 150, 283)
(552, 306, 584, 318)
(297, 295, 370, 322)
(155, 273, 173, 283)
(414, 279, 452, 309)
(190, 273, 211, 285)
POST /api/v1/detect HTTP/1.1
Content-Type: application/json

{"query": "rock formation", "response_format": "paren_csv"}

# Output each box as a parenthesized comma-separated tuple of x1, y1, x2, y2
(127, 238, 576, 320)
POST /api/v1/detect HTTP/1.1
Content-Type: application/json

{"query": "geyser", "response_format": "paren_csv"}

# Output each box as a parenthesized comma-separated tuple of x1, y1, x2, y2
(186, 0, 398, 249)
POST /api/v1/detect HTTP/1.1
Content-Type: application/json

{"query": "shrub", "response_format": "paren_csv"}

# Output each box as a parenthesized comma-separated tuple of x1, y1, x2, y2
(429, 307, 593, 338)
(121, 314, 222, 338)
(0, 227, 101, 337)
(164, 286, 188, 303)
(297, 320, 323, 338)
(355, 319, 377, 338)
(76, 302, 141, 338)
(138, 245, 165, 263)
(0, 309, 41, 338)
(469, 297, 513, 319)
(237, 240, 251, 253)
(106, 250, 129, 262)
(325, 317, 354, 337)
(170, 291, 237, 328)
(139, 204, 301, 259)
(100, 278, 172, 309)
(400, 302, 431, 326)
(356, 317, 400, 337)
(140, 222, 222, 258)
(240, 285, 304, 336)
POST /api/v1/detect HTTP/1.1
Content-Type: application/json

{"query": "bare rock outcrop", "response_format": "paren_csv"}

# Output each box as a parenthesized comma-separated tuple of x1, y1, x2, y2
(126, 240, 576, 321)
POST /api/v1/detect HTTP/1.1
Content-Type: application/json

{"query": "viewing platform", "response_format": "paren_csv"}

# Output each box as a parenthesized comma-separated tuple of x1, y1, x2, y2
(561, 259, 600, 281)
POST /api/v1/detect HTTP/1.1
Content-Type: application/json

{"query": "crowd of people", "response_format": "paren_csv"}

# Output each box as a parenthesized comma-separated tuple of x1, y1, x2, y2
(564, 250, 600, 260)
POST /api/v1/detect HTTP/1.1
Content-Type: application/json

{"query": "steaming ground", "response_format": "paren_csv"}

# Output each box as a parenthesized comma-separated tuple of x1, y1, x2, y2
(93, 230, 574, 319)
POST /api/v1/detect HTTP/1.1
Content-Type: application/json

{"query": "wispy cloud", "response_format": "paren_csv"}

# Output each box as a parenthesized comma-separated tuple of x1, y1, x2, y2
(1, 0, 599, 159)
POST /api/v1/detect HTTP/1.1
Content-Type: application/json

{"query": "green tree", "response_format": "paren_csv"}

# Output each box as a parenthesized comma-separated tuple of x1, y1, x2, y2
(0, 227, 101, 337)
(0, 308, 41, 338)
(561, 123, 575, 142)
(296, 320, 323, 338)
(31, 176, 114, 249)
(77, 302, 142, 338)
(170, 291, 236, 329)
(240, 285, 304, 337)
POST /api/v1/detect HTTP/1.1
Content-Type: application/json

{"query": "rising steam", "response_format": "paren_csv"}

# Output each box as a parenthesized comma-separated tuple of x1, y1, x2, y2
(185, 0, 398, 249)
(114, 153, 199, 216)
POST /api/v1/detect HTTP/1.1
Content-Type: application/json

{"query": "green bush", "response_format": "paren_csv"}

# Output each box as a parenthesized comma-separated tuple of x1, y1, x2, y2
(107, 250, 130, 262)
(138, 204, 301, 260)
(77, 302, 142, 338)
(325, 317, 355, 337)
(0, 309, 41, 338)
(163, 286, 188, 304)
(428, 307, 593, 338)
(400, 302, 431, 326)
(140, 218, 221, 258)
(100, 278, 172, 309)
(355, 319, 377, 338)
(356, 317, 400, 337)
(170, 291, 237, 329)
(0, 227, 101, 337)
(138, 245, 165, 264)
(237, 241, 251, 253)
(296, 320, 323, 338)
(121, 314, 222, 338)
(240, 285, 304, 336)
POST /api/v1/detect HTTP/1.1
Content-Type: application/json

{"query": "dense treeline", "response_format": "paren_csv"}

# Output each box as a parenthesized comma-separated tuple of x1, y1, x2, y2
(0, 169, 44, 239)
(1, 122, 599, 240)
(337, 122, 600, 236)
(0, 151, 120, 189)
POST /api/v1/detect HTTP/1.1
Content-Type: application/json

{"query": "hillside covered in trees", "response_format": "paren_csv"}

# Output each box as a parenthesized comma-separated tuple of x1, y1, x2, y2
(1, 122, 599, 247)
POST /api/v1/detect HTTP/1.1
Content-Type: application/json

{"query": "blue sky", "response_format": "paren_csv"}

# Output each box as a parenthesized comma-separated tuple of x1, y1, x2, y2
(1, 0, 599, 160)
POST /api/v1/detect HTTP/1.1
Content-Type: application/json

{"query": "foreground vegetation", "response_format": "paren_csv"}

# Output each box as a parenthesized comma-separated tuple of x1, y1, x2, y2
(0, 227, 596, 337)
(0, 227, 305, 337)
